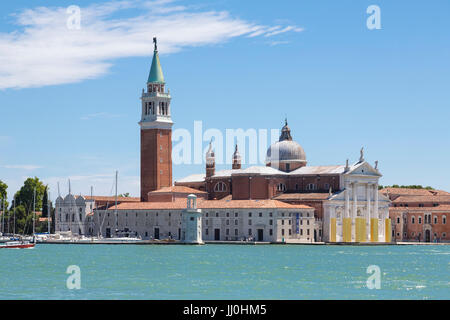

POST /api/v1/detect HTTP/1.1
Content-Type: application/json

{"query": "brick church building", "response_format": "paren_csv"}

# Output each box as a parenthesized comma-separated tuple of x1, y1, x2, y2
(56, 39, 393, 243)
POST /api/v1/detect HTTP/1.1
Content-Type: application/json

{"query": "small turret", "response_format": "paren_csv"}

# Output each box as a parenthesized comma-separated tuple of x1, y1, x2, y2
(206, 140, 215, 177)
(232, 144, 241, 169)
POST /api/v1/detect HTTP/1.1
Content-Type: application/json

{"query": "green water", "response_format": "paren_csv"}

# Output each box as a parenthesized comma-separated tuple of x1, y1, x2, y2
(0, 244, 449, 299)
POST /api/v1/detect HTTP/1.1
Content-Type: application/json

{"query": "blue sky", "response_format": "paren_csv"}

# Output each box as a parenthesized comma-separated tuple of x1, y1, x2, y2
(1, 0, 449, 201)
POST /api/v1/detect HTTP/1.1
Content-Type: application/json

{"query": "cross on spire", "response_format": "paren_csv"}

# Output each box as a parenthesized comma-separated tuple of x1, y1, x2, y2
(153, 37, 157, 51)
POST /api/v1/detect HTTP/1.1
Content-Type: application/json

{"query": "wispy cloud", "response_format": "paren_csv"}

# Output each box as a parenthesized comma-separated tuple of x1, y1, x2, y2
(0, 0, 304, 89)
(268, 40, 290, 46)
(2, 164, 42, 170)
(80, 112, 123, 120)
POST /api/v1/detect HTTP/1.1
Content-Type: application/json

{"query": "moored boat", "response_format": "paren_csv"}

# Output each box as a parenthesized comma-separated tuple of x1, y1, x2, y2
(0, 240, 35, 249)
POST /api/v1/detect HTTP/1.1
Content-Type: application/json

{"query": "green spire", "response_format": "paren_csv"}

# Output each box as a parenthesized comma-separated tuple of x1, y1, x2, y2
(147, 37, 165, 84)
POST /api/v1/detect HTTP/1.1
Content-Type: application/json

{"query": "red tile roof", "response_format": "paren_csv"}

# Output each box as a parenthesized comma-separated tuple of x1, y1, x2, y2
(106, 198, 313, 211)
(380, 188, 450, 197)
(149, 186, 207, 194)
(78, 195, 140, 202)
(392, 195, 450, 203)
(389, 205, 450, 212)
(273, 193, 331, 200)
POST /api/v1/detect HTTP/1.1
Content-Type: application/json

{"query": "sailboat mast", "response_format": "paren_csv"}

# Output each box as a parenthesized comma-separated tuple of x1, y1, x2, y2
(1, 198, 4, 235)
(47, 191, 51, 234)
(13, 195, 16, 236)
(32, 187, 36, 235)
(115, 170, 118, 236)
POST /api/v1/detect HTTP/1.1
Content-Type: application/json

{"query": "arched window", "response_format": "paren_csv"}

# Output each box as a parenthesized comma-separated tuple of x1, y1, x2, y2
(214, 182, 227, 192)
(418, 216, 421, 224)
(434, 216, 438, 224)
(411, 216, 415, 224)
(306, 183, 316, 191)
(443, 216, 447, 225)
(277, 183, 286, 192)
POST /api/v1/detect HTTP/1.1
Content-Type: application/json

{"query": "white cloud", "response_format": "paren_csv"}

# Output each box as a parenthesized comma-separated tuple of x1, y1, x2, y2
(2, 164, 42, 170)
(80, 112, 123, 120)
(0, 0, 303, 89)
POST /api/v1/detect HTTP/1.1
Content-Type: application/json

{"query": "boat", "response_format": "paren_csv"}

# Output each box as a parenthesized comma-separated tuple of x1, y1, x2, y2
(0, 238, 35, 249)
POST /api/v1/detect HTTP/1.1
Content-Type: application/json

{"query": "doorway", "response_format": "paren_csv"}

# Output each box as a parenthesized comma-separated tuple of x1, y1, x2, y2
(425, 229, 431, 242)
(154, 227, 160, 240)
(257, 229, 264, 242)
(106, 228, 111, 238)
(214, 228, 220, 240)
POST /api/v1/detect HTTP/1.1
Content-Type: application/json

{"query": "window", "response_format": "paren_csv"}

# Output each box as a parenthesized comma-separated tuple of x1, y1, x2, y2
(214, 182, 227, 192)
(443, 216, 447, 224)
(248, 219, 252, 225)
(397, 217, 400, 224)
(281, 229, 285, 236)
(248, 229, 252, 236)
(206, 229, 209, 235)
(306, 183, 316, 191)
(248, 212, 252, 217)
(324, 183, 330, 191)
(216, 212, 219, 217)
(277, 183, 286, 192)
(418, 216, 422, 224)
(411, 216, 415, 224)
(289, 229, 292, 236)
(226, 219, 229, 225)
(307, 229, 310, 236)
(259, 212, 262, 217)
(269, 220, 273, 225)
(226, 212, 229, 217)
(226, 229, 229, 236)
(281, 220, 284, 225)
(269, 212, 272, 217)
(235, 229, 238, 236)
(269, 229, 273, 236)
(434, 216, 438, 224)
(443, 232, 447, 238)
(234, 220, 238, 225)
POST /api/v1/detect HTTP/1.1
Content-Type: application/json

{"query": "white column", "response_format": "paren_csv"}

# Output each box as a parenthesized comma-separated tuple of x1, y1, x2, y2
(366, 183, 371, 220)
(344, 182, 350, 218)
(352, 182, 357, 218)
(374, 182, 379, 219)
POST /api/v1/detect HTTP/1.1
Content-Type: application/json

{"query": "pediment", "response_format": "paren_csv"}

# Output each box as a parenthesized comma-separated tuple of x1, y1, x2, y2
(346, 161, 381, 177)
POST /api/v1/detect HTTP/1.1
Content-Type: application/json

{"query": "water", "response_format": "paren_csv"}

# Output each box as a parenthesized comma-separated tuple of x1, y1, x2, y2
(0, 244, 449, 299)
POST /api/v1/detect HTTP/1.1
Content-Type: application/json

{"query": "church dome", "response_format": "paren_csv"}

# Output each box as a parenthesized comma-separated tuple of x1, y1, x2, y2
(265, 119, 306, 170)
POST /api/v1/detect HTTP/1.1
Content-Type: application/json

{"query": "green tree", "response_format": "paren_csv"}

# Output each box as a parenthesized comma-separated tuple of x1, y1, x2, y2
(0, 179, 8, 212)
(50, 207, 56, 234)
(15, 177, 46, 215)
(42, 186, 48, 217)
(118, 193, 130, 197)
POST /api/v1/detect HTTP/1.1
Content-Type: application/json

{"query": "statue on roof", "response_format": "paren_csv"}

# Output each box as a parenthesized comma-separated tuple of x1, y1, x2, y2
(153, 37, 157, 51)
(359, 147, 364, 162)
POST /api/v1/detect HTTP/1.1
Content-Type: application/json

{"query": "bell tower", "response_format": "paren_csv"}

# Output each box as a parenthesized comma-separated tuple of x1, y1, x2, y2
(140, 38, 173, 201)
